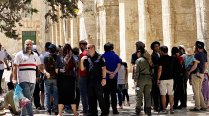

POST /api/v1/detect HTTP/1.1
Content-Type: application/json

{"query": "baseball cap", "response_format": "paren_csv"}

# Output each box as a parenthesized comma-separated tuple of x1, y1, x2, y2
(195, 41, 204, 49)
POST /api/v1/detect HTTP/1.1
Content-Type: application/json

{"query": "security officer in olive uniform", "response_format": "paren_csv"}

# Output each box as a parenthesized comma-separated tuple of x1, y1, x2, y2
(135, 47, 152, 116)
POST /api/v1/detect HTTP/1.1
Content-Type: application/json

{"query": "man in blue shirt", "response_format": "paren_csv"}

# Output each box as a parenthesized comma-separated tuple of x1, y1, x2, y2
(102, 42, 121, 114)
(188, 41, 207, 111)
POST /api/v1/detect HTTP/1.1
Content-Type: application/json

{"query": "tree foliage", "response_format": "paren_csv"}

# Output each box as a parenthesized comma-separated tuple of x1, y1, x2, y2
(0, 0, 78, 39)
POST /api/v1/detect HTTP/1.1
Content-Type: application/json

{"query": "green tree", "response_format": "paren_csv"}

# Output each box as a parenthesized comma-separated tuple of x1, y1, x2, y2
(0, 0, 78, 39)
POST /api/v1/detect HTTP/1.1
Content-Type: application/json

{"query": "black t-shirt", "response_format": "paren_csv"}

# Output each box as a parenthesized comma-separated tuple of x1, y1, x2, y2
(84, 52, 105, 81)
(158, 55, 173, 80)
(195, 51, 207, 73)
(131, 52, 138, 65)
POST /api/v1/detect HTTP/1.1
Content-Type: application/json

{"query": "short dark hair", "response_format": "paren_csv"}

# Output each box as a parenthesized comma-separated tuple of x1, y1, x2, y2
(48, 44, 57, 53)
(171, 47, 179, 56)
(160, 46, 168, 53)
(150, 41, 160, 50)
(72, 47, 79, 55)
(45, 42, 51, 50)
(104, 42, 114, 52)
(7, 82, 14, 90)
(79, 40, 87, 45)
(137, 46, 145, 54)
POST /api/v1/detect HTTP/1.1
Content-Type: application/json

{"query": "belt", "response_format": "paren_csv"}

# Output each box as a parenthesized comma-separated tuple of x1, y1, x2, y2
(140, 73, 151, 75)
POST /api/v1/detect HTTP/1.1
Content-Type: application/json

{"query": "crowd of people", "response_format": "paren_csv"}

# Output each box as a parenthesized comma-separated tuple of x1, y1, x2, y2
(0, 39, 208, 116)
(132, 40, 209, 116)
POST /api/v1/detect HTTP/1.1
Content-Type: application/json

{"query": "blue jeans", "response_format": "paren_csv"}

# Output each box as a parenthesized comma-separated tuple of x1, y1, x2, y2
(44, 79, 58, 112)
(19, 82, 35, 116)
(79, 77, 88, 113)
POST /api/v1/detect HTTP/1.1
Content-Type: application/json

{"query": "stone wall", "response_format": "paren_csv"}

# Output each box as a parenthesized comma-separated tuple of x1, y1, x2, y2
(2, 0, 209, 68)
(170, 0, 197, 49)
(146, 0, 163, 51)
(124, 0, 139, 63)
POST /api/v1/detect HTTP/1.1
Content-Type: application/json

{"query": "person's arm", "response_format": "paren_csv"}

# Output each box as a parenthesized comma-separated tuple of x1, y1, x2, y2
(12, 64, 18, 84)
(188, 60, 199, 75)
(205, 62, 208, 73)
(80, 56, 87, 71)
(157, 66, 162, 84)
(38, 56, 50, 78)
(3, 58, 10, 70)
(101, 66, 106, 86)
(125, 67, 128, 83)
(109, 63, 121, 79)
(135, 60, 140, 82)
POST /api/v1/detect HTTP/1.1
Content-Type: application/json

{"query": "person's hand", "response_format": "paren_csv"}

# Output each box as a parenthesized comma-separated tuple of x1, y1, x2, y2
(81, 56, 87, 61)
(187, 71, 191, 76)
(12, 79, 17, 85)
(101, 79, 106, 86)
(6, 66, 10, 71)
(157, 80, 160, 85)
(36, 78, 41, 83)
(44, 72, 50, 79)
(109, 72, 115, 79)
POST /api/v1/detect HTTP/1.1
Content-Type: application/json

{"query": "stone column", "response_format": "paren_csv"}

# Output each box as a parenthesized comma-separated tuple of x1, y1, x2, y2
(59, 18, 64, 45)
(195, 0, 205, 42)
(138, 0, 147, 44)
(95, 0, 106, 53)
(162, 0, 172, 52)
(119, 0, 126, 61)
(51, 23, 54, 44)
(70, 18, 74, 47)
(104, 0, 119, 53)
(204, 0, 209, 50)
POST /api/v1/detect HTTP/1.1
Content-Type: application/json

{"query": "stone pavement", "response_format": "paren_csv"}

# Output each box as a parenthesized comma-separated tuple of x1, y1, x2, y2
(1, 70, 209, 116)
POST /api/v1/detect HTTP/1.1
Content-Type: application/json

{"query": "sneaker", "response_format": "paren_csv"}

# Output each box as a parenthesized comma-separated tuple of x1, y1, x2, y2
(158, 110, 167, 114)
(170, 109, 174, 114)
(190, 108, 200, 112)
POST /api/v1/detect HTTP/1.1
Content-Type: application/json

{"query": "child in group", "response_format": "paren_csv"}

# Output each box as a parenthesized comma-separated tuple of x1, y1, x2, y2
(117, 62, 130, 109)
(183, 48, 195, 84)
(0, 82, 20, 115)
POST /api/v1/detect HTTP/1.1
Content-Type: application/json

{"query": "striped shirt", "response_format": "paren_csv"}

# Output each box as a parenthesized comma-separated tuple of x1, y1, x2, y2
(13, 51, 41, 84)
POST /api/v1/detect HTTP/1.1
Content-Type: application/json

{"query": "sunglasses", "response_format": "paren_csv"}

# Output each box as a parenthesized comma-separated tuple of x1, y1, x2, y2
(26, 44, 32, 46)
(87, 46, 93, 50)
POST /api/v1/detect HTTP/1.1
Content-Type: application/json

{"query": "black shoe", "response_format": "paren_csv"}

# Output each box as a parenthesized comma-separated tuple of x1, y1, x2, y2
(200, 108, 207, 111)
(190, 108, 200, 112)
(113, 110, 119, 114)
(47, 110, 51, 115)
(54, 112, 58, 115)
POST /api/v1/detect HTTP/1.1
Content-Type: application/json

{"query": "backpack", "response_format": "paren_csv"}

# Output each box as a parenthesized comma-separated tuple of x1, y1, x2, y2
(44, 54, 58, 79)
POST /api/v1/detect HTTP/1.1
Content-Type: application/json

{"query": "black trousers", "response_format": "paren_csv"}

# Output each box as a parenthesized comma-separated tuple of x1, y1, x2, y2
(122, 89, 129, 102)
(33, 81, 41, 108)
(87, 80, 107, 116)
(103, 79, 118, 113)
(75, 87, 80, 110)
(151, 81, 162, 111)
(174, 78, 185, 108)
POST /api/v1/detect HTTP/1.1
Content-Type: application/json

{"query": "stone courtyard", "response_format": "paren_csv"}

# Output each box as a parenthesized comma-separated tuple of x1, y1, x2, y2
(1, 70, 209, 116)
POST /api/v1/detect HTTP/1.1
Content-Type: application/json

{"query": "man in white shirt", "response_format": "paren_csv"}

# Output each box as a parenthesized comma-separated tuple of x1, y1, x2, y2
(0, 43, 10, 94)
(12, 39, 49, 116)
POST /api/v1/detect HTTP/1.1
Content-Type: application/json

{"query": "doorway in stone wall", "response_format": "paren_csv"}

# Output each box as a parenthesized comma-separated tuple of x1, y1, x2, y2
(22, 31, 36, 49)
